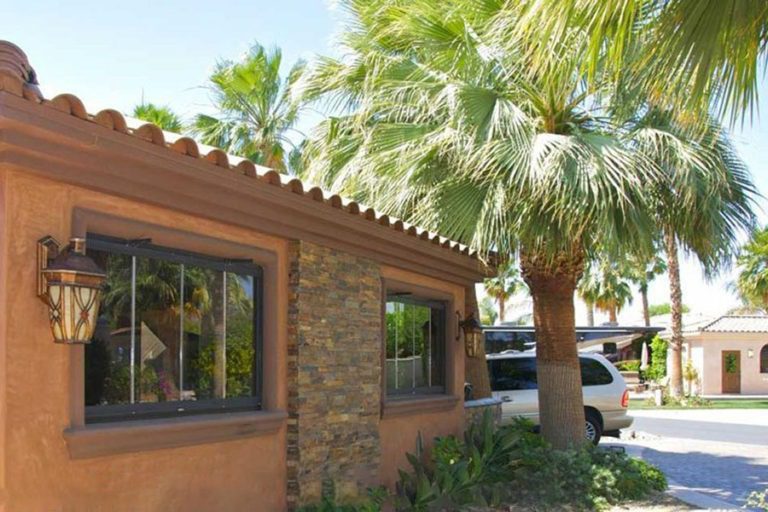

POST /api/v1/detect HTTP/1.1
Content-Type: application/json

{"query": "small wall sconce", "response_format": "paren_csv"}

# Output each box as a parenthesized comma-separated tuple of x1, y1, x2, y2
(459, 312, 484, 358)
(748, 348, 755, 359)
(37, 236, 106, 344)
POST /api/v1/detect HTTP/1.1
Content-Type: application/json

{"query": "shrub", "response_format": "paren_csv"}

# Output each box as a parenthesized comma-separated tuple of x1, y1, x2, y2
(615, 360, 641, 372)
(747, 488, 768, 511)
(645, 335, 668, 382)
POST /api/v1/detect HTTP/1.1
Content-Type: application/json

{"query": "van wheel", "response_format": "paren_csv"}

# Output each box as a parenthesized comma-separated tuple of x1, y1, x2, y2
(585, 410, 602, 445)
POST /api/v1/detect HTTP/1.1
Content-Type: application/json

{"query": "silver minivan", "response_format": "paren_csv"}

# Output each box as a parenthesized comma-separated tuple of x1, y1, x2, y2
(487, 352, 632, 444)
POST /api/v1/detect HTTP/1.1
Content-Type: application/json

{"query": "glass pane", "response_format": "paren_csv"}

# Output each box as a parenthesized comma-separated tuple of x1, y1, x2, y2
(85, 250, 133, 406)
(181, 265, 224, 401)
(385, 301, 401, 392)
(491, 358, 538, 390)
(225, 272, 256, 398)
(134, 255, 182, 403)
(580, 358, 613, 386)
(428, 306, 445, 388)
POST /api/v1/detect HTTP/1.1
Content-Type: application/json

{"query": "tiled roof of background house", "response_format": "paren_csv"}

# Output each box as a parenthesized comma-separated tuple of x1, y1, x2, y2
(700, 315, 768, 333)
(0, 40, 481, 261)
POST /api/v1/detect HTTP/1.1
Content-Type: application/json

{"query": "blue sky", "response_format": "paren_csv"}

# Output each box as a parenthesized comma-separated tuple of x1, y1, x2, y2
(5, 1, 767, 322)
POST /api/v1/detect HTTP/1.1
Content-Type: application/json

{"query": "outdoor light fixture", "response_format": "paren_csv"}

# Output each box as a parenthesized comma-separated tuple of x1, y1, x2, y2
(748, 348, 755, 359)
(37, 236, 106, 344)
(459, 313, 484, 358)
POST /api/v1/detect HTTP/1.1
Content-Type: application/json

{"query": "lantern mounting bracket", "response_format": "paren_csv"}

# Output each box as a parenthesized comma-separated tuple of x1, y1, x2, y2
(37, 235, 61, 300)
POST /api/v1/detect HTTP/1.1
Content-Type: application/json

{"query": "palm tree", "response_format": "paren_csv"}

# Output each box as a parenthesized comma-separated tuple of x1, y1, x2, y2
(627, 255, 667, 327)
(577, 264, 601, 327)
(735, 227, 768, 310)
(300, 0, 663, 448)
(193, 43, 306, 171)
(132, 102, 183, 132)
(593, 262, 634, 324)
(512, 1, 768, 123)
(631, 109, 757, 397)
(483, 262, 526, 324)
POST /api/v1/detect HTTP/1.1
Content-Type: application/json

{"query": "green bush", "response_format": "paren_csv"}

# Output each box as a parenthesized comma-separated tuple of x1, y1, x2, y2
(645, 335, 668, 382)
(747, 487, 768, 511)
(615, 360, 641, 372)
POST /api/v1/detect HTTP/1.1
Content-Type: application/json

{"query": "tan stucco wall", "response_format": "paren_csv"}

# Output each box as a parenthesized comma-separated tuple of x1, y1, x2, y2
(378, 267, 466, 488)
(688, 333, 768, 395)
(0, 170, 289, 511)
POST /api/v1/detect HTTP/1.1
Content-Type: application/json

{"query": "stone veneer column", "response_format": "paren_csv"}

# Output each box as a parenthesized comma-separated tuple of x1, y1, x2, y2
(286, 241, 382, 509)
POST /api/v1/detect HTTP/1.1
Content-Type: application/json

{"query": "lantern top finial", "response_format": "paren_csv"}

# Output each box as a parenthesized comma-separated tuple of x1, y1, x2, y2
(44, 238, 105, 278)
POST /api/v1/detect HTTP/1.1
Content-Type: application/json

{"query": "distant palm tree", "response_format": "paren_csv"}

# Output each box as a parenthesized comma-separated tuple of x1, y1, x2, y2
(483, 263, 527, 324)
(593, 262, 634, 324)
(632, 109, 756, 396)
(627, 255, 667, 327)
(735, 227, 768, 310)
(577, 265, 601, 327)
(193, 43, 306, 172)
(132, 103, 183, 132)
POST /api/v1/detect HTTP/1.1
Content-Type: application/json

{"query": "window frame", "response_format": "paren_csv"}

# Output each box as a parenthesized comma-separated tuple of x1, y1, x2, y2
(85, 233, 264, 424)
(760, 344, 768, 374)
(384, 294, 448, 397)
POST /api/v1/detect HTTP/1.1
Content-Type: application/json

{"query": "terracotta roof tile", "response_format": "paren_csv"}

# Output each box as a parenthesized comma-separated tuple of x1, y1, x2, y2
(700, 315, 768, 333)
(0, 41, 479, 260)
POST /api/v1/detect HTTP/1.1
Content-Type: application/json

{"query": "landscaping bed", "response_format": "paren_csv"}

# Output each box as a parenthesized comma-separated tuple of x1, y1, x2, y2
(630, 398, 768, 410)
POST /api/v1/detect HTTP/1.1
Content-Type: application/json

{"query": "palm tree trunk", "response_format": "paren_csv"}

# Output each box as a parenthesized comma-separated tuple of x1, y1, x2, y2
(586, 302, 594, 327)
(521, 249, 586, 450)
(641, 286, 650, 327)
(664, 226, 684, 397)
(498, 296, 506, 323)
(464, 285, 492, 399)
(609, 307, 618, 324)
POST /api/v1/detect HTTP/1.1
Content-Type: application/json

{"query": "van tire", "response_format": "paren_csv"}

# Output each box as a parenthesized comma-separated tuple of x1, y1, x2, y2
(585, 409, 602, 445)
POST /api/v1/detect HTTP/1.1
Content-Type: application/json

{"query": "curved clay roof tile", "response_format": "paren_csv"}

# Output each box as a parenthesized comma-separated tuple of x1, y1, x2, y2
(93, 109, 128, 133)
(328, 195, 343, 209)
(234, 160, 257, 177)
(49, 94, 88, 119)
(261, 170, 282, 186)
(307, 187, 325, 201)
(133, 123, 166, 146)
(346, 202, 360, 215)
(204, 149, 230, 168)
(170, 137, 200, 158)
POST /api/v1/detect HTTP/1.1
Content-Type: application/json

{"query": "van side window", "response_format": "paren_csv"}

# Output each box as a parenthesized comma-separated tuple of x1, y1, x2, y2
(580, 357, 614, 386)
(489, 359, 538, 390)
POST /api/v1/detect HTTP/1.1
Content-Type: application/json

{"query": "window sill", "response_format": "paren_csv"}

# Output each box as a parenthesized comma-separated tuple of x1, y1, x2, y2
(382, 394, 459, 419)
(63, 409, 287, 459)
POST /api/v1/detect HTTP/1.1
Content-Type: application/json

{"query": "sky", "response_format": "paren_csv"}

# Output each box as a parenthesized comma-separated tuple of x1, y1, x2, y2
(4, 1, 767, 325)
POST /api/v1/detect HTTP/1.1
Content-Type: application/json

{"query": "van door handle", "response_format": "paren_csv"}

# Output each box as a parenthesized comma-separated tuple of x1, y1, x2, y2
(501, 396, 513, 403)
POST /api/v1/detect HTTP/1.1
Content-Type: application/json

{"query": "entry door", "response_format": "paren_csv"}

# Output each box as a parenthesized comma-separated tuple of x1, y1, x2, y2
(721, 350, 741, 394)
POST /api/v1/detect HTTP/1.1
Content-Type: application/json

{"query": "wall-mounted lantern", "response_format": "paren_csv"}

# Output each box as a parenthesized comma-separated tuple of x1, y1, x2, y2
(459, 313, 484, 358)
(37, 237, 106, 344)
(748, 348, 755, 359)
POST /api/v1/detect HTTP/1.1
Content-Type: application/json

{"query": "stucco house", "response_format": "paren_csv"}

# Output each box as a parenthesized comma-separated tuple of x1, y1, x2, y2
(669, 315, 768, 396)
(0, 41, 496, 511)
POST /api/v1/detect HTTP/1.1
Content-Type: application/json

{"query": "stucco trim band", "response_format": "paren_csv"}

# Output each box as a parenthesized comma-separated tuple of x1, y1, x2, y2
(63, 410, 287, 459)
(381, 395, 460, 419)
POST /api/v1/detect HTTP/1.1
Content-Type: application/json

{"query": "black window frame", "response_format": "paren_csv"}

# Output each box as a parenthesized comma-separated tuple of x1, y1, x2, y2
(84, 234, 264, 424)
(384, 294, 447, 397)
(761, 344, 768, 374)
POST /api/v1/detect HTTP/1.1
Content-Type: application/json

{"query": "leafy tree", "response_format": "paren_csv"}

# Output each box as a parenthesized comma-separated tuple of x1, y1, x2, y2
(300, 0, 664, 448)
(645, 335, 668, 382)
(647, 303, 690, 317)
(193, 43, 306, 171)
(735, 227, 768, 310)
(132, 102, 183, 132)
(483, 262, 527, 324)
(593, 260, 634, 324)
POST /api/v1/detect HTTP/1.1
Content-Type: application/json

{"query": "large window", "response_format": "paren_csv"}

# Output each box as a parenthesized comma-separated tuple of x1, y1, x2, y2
(761, 345, 768, 374)
(385, 295, 446, 396)
(84, 235, 262, 423)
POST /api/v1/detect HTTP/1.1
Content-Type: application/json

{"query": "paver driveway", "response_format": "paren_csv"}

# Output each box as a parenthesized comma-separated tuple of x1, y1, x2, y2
(607, 408, 768, 509)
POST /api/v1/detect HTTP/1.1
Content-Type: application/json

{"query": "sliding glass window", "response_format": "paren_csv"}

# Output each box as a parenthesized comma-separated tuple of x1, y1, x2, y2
(84, 234, 262, 423)
(385, 295, 446, 396)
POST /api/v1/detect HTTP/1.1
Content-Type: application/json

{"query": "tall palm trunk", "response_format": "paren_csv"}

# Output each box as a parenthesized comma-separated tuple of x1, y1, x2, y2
(641, 285, 650, 327)
(521, 249, 586, 450)
(464, 286, 492, 399)
(608, 307, 618, 324)
(586, 302, 594, 327)
(498, 296, 506, 324)
(664, 226, 684, 397)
